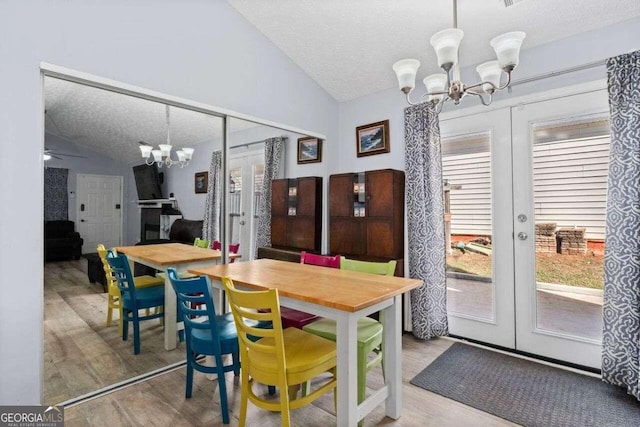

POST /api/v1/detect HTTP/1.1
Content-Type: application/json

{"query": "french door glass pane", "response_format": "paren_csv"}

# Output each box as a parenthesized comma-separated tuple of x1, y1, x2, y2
(229, 167, 242, 245)
(532, 118, 609, 341)
(443, 132, 494, 321)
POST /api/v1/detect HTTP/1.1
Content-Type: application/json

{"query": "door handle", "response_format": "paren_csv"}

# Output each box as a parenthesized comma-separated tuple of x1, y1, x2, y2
(80, 219, 85, 222)
(239, 220, 246, 226)
(517, 232, 528, 240)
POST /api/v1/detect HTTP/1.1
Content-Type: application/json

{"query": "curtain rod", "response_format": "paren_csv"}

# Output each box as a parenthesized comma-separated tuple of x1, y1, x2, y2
(229, 136, 288, 149)
(509, 58, 606, 89)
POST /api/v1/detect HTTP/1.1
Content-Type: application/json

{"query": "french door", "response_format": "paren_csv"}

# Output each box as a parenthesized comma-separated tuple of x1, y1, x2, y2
(228, 151, 264, 261)
(441, 87, 609, 369)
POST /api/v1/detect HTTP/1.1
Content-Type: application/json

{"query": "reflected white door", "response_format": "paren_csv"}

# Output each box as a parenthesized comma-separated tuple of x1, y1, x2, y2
(440, 108, 515, 348)
(76, 174, 123, 253)
(229, 151, 264, 261)
(513, 89, 608, 368)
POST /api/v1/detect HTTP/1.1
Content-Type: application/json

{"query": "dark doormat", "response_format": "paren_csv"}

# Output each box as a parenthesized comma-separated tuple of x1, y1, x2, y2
(410, 342, 640, 427)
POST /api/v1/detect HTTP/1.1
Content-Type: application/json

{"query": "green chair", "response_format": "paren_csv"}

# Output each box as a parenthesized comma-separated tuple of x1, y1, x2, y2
(193, 237, 210, 248)
(302, 257, 396, 425)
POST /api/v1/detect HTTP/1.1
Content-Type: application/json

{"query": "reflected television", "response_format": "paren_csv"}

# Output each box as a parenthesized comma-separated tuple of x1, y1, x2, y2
(133, 164, 163, 200)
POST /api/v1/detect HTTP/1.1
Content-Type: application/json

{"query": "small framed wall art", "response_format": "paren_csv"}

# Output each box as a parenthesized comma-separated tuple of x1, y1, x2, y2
(297, 137, 322, 164)
(356, 120, 390, 157)
(194, 171, 208, 194)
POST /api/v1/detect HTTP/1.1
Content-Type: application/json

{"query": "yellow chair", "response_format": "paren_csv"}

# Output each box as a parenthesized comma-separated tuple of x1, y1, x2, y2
(97, 244, 164, 336)
(302, 258, 396, 426)
(222, 277, 337, 427)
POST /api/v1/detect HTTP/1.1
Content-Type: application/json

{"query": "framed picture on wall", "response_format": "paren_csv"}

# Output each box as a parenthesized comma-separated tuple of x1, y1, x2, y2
(297, 137, 322, 164)
(356, 120, 390, 157)
(194, 171, 208, 194)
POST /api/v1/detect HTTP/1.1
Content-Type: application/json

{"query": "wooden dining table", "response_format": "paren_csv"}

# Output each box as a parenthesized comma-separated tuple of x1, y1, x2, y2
(114, 243, 239, 350)
(190, 258, 422, 426)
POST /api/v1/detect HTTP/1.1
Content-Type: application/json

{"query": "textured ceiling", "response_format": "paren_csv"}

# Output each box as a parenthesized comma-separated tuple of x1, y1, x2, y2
(44, 77, 256, 164)
(227, 0, 640, 102)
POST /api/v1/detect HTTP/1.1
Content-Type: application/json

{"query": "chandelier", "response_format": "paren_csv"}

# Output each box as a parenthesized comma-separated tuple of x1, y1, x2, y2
(139, 105, 194, 168)
(392, 0, 525, 111)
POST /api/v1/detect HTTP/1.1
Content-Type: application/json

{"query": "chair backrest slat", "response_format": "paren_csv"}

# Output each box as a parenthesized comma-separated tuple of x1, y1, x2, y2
(167, 268, 218, 332)
(340, 257, 397, 276)
(106, 250, 139, 304)
(300, 251, 341, 268)
(222, 277, 284, 359)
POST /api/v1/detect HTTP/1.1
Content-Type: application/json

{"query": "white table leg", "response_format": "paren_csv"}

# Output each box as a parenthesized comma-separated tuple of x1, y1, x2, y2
(164, 271, 177, 350)
(336, 313, 359, 426)
(383, 295, 402, 419)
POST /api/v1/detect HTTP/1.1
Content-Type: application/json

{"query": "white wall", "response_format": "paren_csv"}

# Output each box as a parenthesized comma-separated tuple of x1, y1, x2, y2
(0, 0, 337, 405)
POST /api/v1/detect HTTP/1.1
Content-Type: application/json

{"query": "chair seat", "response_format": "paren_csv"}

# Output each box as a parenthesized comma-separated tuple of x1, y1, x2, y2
(280, 306, 320, 329)
(303, 316, 383, 348)
(134, 275, 164, 288)
(251, 327, 336, 385)
(122, 285, 165, 310)
(190, 313, 239, 355)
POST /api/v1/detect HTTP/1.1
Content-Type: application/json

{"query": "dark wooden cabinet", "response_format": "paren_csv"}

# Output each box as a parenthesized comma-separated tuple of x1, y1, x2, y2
(270, 176, 322, 252)
(329, 169, 405, 275)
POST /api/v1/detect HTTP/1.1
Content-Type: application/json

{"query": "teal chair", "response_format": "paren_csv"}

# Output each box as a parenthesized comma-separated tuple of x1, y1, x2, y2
(167, 268, 238, 424)
(106, 250, 165, 355)
(303, 257, 396, 425)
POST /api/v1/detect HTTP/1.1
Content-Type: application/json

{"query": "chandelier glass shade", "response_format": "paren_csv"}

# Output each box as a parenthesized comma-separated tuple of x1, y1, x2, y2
(392, 0, 525, 111)
(140, 105, 194, 168)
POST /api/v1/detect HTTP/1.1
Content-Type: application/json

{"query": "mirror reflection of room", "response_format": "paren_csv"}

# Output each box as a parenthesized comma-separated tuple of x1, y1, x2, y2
(42, 76, 315, 405)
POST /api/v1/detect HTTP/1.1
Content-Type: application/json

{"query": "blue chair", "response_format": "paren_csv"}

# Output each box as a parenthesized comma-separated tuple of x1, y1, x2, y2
(167, 268, 239, 425)
(106, 250, 165, 355)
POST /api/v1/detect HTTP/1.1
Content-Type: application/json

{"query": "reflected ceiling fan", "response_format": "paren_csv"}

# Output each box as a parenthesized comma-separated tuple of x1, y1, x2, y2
(44, 147, 88, 161)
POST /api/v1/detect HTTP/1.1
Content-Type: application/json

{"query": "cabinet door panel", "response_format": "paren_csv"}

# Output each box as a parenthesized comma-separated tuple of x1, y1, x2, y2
(366, 219, 395, 258)
(287, 217, 316, 250)
(296, 177, 318, 217)
(330, 218, 366, 255)
(330, 174, 355, 217)
(270, 216, 287, 248)
(366, 170, 394, 217)
(271, 179, 288, 216)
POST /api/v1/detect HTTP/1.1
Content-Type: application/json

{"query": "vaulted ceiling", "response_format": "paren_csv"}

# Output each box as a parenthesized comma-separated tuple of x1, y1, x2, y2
(44, 1, 640, 163)
(227, 0, 640, 102)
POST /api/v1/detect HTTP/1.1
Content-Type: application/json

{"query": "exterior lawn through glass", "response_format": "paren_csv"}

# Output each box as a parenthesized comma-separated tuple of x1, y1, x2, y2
(446, 251, 605, 290)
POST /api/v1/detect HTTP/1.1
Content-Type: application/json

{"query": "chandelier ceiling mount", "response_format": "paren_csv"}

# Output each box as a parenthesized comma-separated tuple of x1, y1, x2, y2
(392, 0, 525, 111)
(139, 105, 194, 168)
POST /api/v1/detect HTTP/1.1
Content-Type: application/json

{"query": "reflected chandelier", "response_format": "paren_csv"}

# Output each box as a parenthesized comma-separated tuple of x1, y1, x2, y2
(392, 0, 525, 111)
(139, 105, 194, 168)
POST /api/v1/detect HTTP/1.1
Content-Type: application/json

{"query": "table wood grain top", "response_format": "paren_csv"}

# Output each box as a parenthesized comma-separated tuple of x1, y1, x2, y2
(190, 258, 422, 313)
(114, 243, 228, 265)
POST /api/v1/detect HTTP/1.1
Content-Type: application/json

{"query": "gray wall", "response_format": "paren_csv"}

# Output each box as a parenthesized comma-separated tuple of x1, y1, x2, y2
(332, 16, 640, 177)
(0, 0, 337, 405)
(44, 133, 132, 231)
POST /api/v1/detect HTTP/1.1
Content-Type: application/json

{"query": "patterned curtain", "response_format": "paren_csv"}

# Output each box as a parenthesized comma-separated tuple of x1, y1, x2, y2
(44, 168, 69, 221)
(254, 137, 285, 257)
(404, 102, 448, 340)
(202, 151, 222, 242)
(602, 50, 640, 401)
